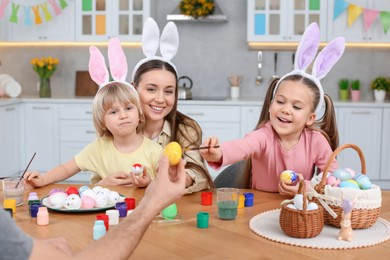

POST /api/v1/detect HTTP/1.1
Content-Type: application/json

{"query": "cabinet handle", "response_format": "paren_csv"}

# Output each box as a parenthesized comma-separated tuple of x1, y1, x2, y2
(32, 106, 50, 110)
(86, 130, 96, 134)
(85, 111, 92, 114)
(351, 111, 370, 115)
(5, 107, 15, 112)
(186, 112, 205, 116)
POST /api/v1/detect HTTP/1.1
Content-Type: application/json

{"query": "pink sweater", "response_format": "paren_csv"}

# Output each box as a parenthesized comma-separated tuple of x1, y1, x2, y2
(209, 122, 337, 192)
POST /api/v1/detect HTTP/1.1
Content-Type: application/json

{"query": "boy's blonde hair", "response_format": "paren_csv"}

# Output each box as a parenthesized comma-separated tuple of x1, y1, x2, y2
(92, 82, 145, 138)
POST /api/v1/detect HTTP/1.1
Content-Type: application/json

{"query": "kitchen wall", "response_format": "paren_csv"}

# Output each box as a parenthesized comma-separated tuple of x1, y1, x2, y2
(0, 0, 390, 101)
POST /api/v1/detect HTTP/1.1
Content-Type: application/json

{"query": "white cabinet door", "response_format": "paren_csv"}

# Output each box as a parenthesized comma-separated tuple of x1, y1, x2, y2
(240, 105, 262, 137)
(248, 0, 327, 42)
(75, 0, 150, 42)
(0, 104, 21, 177)
(337, 107, 382, 180)
(7, 0, 75, 41)
(23, 103, 59, 172)
(381, 108, 390, 180)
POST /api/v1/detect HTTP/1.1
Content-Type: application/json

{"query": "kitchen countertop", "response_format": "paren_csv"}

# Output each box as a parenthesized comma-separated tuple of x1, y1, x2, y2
(1, 96, 390, 107)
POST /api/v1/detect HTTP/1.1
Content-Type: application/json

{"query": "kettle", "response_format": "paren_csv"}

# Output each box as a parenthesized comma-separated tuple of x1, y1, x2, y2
(177, 76, 193, 100)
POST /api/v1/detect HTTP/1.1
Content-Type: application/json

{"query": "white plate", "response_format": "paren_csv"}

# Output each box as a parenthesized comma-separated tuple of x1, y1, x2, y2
(4, 79, 21, 98)
(0, 74, 13, 88)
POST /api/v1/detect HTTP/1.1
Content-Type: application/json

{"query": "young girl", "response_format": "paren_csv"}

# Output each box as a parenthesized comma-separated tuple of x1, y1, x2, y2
(201, 23, 345, 195)
(24, 38, 162, 188)
(103, 18, 214, 193)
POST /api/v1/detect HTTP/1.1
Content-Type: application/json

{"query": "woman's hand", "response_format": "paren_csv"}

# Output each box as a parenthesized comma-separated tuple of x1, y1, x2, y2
(96, 172, 132, 186)
(199, 136, 223, 163)
(278, 173, 304, 196)
(24, 171, 45, 188)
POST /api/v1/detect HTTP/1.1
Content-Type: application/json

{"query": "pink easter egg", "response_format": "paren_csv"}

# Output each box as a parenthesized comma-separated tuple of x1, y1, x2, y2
(81, 195, 95, 209)
(49, 188, 65, 196)
(345, 168, 356, 179)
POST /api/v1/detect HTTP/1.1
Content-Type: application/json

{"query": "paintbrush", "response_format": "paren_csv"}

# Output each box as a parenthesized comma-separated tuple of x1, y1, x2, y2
(184, 145, 220, 151)
(15, 152, 36, 188)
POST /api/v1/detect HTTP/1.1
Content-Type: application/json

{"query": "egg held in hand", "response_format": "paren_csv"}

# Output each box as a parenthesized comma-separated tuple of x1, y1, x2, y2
(280, 170, 297, 185)
(163, 141, 182, 166)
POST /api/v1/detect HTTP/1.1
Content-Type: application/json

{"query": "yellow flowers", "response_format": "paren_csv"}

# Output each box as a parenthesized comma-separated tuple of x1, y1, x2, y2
(179, 0, 215, 19)
(31, 56, 59, 79)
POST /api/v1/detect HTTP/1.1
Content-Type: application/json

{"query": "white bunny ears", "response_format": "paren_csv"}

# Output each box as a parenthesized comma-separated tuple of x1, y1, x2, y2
(273, 23, 345, 114)
(88, 37, 138, 98)
(131, 17, 179, 81)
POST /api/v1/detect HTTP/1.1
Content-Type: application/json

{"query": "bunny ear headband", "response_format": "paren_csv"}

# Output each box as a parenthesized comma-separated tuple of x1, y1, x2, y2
(131, 17, 179, 81)
(273, 22, 345, 114)
(88, 37, 139, 100)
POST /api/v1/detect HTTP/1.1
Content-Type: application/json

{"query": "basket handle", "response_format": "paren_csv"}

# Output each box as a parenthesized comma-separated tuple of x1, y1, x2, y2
(318, 143, 366, 188)
(298, 180, 307, 215)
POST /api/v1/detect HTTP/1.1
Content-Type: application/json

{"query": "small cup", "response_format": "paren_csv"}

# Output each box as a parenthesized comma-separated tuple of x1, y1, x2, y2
(2, 177, 25, 206)
(106, 209, 119, 225)
(124, 198, 136, 210)
(201, 191, 213, 206)
(237, 194, 245, 209)
(96, 214, 109, 231)
(197, 212, 209, 229)
(217, 188, 239, 220)
(115, 202, 127, 218)
(29, 202, 42, 217)
(3, 199, 16, 214)
(244, 192, 254, 207)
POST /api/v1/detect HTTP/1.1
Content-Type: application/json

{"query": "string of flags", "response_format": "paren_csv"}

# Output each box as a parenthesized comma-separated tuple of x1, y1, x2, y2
(0, 0, 68, 25)
(334, 0, 390, 34)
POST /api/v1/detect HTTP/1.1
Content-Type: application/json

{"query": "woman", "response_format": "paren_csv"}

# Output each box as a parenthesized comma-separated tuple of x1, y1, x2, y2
(133, 59, 214, 193)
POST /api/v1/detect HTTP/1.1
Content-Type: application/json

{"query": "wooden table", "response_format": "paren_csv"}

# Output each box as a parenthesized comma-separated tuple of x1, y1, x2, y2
(4, 184, 390, 259)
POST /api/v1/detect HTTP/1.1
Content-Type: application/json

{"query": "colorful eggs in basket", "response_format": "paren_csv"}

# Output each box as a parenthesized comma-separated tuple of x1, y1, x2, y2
(333, 168, 355, 181)
(339, 180, 359, 189)
(326, 175, 340, 187)
(280, 170, 297, 185)
(353, 173, 372, 190)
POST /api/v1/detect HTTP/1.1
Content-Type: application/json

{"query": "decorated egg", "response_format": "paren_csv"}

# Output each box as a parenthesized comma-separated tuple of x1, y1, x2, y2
(78, 185, 90, 196)
(108, 191, 121, 205)
(49, 188, 65, 196)
(66, 186, 79, 195)
(326, 175, 340, 187)
(98, 188, 110, 199)
(80, 195, 95, 209)
(354, 173, 372, 190)
(345, 168, 356, 179)
(92, 186, 103, 194)
(131, 163, 144, 175)
(49, 192, 67, 209)
(280, 170, 297, 184)
(161, 203, 177, 220)
(307, 202, 319, 210)
(333, 168, 352, 181)
(339, 180, 359, 189)
(95, 192, 108, 208)
(163, 142, 182, 166)
(63, 194, 82, 209)
(81, 189, 98, 202)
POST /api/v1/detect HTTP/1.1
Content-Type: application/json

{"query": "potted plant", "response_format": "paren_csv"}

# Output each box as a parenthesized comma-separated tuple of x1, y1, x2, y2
(350, 79, 361, 102)
(338, 79, 349, 101)
(371, 77, 389, 102)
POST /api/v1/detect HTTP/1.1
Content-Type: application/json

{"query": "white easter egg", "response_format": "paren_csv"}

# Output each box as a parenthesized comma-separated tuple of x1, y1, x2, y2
(63, 194, 82, 210)
(49, 192, 68, 209)
(92, 186, 103, 194)
(98, 188, 110, 198)
(307, 202, 319, 211)
(293, 194, 304, 210)
(81, 189, 97, 201)
(78, 185, 90, 196)
(287, 204, 297, 210)
(95, 192, 108, 208)
(108, 191, 120, 205)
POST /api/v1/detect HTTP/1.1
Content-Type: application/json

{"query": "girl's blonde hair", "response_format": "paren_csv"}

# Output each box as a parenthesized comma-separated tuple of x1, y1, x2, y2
(92, 82, 145, 138)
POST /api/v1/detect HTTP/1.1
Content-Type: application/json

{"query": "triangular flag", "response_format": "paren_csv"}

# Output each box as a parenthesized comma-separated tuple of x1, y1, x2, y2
(59, 0, 68, 10)
(363, 9, 379, 32)
(48, 0, 62, 16)
(23, 6, 32, 26)
(348, 4, 363, 27)
(9, 2, 19, 24)
(32, 5, 42, 25)
(334, 0, 349, 20)
(379, 11, 390, 34)
(41, 3, 52, 22)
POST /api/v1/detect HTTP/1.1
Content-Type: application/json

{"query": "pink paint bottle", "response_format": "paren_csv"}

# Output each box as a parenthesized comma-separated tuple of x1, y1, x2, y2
(37, 207, 49, 226)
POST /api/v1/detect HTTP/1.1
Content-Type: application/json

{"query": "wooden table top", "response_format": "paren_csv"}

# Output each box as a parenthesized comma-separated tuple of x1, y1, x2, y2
(3, 184, 390, 259)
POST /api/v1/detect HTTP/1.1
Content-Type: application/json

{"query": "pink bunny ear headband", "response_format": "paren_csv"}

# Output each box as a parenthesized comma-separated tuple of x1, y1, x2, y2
(273, 22, 345, 114)
(88, 37, 139, 99)
(131, 17, 179, 82)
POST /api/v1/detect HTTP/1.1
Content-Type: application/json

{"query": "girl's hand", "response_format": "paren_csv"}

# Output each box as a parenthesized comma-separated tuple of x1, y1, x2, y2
(278, 173, 304, 197)
(96, 172, 132, 186)
(129, 169, 151, 188)
(24, 171, 45, 188)
(199, 137, 223, 163)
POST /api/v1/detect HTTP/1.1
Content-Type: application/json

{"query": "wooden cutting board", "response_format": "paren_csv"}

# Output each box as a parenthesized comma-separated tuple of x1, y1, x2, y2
(75, 71, 98, 96)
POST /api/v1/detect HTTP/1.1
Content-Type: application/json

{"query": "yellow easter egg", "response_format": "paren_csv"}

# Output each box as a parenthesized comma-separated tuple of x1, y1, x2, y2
(163, 142, 182, 166)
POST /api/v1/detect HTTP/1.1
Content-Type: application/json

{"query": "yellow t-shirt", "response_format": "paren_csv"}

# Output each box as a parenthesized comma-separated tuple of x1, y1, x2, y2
(75, 136, 162, 184)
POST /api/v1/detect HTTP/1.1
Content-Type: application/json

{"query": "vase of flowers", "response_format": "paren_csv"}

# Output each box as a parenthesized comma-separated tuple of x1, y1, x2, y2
(31, 56, 59, 98)
(179, 0, 215, 19)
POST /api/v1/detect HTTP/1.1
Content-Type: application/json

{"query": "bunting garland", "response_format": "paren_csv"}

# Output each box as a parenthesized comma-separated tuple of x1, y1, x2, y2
(334, 0, 390, 34)
(0, 0, 68, 25)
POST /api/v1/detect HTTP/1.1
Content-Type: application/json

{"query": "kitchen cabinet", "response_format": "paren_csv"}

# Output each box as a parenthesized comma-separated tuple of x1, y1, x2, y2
(240, 105, 262, 136)
(59, 104, 96, 183)
(247, 0, 327, 42)
(327, 0, 390, 42)
(75, 0, 150, 42)
(0, 103, 21, 177)
(7, 0, 75, 41)
(381, 108, 390, 181)
(23, 103, 59, 172)
(337, 107, 382, 180)
(178, 104, 241, 179)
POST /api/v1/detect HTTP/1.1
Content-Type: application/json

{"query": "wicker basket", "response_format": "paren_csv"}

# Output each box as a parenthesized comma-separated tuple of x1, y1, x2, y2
(312, 144, 381, 229)
(280, 180, 324, 238)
